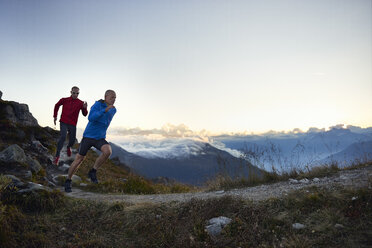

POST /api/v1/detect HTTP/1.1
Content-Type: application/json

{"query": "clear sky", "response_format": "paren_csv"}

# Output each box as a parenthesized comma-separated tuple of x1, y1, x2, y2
(0, 0, 371, 135)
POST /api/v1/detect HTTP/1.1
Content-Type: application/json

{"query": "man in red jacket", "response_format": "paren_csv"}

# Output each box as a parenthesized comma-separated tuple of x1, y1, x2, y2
(53, 86, 88, 165)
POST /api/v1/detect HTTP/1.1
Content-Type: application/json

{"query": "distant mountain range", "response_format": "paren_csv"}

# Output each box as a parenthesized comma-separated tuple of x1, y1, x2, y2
(110, 142, 263, 185)
(109, 127, 372, 183)
(212, 127, 372, 170)
(320, 140, 372, 166)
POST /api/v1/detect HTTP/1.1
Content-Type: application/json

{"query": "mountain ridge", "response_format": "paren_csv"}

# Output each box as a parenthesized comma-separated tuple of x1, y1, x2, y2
(110, 142, 263, 185)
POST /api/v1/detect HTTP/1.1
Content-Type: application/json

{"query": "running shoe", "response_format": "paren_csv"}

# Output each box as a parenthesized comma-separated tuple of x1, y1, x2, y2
(88, 169, 98, 184)
(67, 147, 72, 157)
(53, 156, 59, 166)
(64, 179, 72, 192)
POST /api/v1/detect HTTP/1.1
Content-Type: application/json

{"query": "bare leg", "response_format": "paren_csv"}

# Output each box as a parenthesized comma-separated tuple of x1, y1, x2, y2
(67, 154, 85, 179)
(92, 144, 112, 170)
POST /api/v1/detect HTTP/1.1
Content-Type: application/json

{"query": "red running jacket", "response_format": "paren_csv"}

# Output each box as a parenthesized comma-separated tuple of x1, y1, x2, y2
(53, 97, 88, 126)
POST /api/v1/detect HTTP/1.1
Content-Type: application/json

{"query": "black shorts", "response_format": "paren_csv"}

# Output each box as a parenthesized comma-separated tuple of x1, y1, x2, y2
(78, 137, 109, 156)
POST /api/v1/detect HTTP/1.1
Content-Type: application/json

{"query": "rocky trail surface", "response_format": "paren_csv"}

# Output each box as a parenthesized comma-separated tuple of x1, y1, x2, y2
(62, 165, 372, 205)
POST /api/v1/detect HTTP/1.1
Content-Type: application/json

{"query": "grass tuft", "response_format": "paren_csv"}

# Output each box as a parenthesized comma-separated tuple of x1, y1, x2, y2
(1, 187, 65, 213)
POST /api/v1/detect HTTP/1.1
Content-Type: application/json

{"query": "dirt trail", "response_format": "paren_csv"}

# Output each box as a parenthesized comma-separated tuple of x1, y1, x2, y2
(62, 165, 372, 205)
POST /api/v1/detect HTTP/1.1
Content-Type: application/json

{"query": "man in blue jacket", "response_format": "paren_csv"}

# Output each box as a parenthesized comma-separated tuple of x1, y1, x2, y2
(65, 90, 117, 192)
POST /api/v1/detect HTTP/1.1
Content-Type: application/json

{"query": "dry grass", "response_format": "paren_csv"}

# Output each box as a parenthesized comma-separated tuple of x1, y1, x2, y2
(1, 172, 371, 247)
(206, 161, 371, 191)
(73, 149, 195, 194)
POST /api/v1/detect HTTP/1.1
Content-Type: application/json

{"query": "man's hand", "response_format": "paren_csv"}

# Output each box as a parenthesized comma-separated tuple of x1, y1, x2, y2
(54, 117, 57, 125)
(83, 101, 88, 109)
(105, 105, 115, 112)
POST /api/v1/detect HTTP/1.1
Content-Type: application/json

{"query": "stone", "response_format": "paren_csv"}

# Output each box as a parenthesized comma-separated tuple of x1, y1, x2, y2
(58, 163, 70, 172)
(27, 157, 42, 173)
(46, 180, 57, 188)
(18, 182, 52, 193)
(334, 223, 344, 229)
(24, 170, 32, 179)
(0, 90, 2, 99)
(206, 223, 223, 237)
(71, 175, 82, 183)
(52, 175, 61, 184)
(292, 223, 306, 229)
(0, 144, 27, 164)
(53, 174, 82, 186)
(32, 140, 48, 153)
(289, 178, 299, 184)
(299, 178, 309, 184)
(205, 216, 232, 236)
(4, 174, 25, 188)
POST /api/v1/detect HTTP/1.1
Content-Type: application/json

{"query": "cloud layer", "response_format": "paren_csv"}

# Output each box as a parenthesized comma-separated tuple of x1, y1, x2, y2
(116, 138, 209, 159)
(106, 124, 371, 160)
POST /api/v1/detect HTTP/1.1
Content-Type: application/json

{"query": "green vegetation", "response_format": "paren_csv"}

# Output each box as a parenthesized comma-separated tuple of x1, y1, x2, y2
(0, 172, 371, 247)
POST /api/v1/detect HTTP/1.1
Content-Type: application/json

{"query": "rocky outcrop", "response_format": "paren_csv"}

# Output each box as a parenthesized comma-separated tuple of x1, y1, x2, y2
(0, 93, 89, 200)
(0, 100, 38, 126)
(0, 144, 43, 174)
(0, 93, 61, 195)
(0, 93, 59, 151)
(0, 144, 27, 164)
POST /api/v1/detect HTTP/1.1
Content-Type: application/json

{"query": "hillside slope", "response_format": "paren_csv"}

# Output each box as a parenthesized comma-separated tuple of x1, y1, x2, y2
(110, 142, 263, 185)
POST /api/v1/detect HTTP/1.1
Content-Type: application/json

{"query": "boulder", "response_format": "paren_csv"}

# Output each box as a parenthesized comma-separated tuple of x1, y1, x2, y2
(0, 90, 2, 99)
(26, 157, 42, 173)
(205, 216, 232, 237)
(0, 144, 27, 164)
(4, 174, 25, 188)
(0, 145, 43, 173)
(32, 140, 49, 153)
(18, 182, 52, 193)
(1, 100, 38, 126)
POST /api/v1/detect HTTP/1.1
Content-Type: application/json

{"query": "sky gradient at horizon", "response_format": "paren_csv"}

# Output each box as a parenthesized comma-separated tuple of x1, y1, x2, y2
(0, 0, 371, 134)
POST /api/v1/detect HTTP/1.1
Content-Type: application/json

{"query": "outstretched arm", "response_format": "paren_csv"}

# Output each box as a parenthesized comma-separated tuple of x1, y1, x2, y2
(53, 98, 64, 124)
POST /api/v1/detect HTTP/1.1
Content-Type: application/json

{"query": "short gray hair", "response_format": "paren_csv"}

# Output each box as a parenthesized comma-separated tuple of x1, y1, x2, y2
(105, 90, 116, 97)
